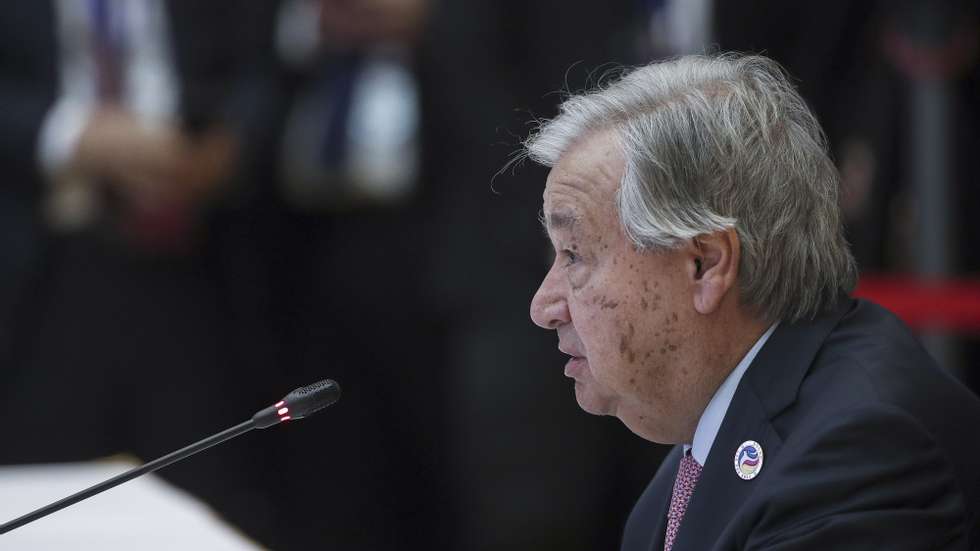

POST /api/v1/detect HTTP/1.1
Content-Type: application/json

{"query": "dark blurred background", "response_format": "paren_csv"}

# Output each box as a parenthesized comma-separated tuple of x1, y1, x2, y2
(0, 0, 977, 549)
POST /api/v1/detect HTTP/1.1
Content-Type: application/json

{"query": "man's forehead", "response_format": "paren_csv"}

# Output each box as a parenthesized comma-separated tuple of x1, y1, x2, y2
(541, 173, 611, 236)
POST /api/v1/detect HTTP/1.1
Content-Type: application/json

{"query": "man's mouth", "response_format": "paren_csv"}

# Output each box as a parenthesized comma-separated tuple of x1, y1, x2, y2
(558, 344, 584, 358)
(558, 337, 587, 377)
(561, 351, 588, 378)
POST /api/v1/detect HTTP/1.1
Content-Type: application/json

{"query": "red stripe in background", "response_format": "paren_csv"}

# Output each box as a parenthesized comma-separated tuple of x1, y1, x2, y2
(854, 276, 980, 333)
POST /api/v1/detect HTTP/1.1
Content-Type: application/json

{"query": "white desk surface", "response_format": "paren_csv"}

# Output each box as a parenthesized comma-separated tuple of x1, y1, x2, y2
(0, 458, 264, 550)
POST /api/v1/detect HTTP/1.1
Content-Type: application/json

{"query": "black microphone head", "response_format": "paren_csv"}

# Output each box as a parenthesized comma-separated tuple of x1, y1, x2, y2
(284, 379, 342, 419)
(252, 379, 341, 428)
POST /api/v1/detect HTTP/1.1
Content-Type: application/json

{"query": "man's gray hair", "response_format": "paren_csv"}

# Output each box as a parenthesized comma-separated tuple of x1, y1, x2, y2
(525, 53, 858, 323)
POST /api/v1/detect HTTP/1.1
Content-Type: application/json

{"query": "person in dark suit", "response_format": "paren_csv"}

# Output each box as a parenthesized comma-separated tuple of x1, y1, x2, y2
(526, 53, 980, 549)
(620, 298, 980, 549)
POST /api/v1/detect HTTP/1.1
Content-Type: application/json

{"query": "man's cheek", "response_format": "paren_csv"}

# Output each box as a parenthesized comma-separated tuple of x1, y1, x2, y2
(583, 364, 616, 397)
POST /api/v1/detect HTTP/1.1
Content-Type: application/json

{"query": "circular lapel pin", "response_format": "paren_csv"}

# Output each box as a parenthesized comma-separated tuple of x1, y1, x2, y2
(734, 440, 764, 480)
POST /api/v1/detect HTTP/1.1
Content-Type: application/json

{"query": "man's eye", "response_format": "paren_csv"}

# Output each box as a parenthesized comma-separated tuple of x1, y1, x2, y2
(562, 249, 580, 266)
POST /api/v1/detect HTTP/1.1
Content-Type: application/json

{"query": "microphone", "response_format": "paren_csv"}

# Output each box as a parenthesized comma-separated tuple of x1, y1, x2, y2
(0, 379, 341, 535)
(252, 379, 341, 428)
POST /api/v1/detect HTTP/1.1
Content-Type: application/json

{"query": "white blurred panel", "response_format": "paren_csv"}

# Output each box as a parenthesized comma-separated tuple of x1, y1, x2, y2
(0, 459, 263, 550)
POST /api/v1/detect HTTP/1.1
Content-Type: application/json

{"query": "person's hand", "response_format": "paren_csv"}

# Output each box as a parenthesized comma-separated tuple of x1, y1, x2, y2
(318, 0, 430, 49)
(71, 109, 239, 208)
(71, 107, 189, 204)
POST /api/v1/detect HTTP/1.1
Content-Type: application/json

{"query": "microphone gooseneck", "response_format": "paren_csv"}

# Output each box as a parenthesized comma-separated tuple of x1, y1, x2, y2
(0, 379, 341, 535)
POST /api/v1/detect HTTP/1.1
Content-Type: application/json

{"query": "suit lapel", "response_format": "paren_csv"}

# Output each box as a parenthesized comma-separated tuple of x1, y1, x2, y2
(671, 383, 783, 550)
(670, 299, 853, 550)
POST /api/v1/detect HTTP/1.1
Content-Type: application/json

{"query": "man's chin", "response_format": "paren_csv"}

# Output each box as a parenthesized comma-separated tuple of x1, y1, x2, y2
(573, 381, 614, 416)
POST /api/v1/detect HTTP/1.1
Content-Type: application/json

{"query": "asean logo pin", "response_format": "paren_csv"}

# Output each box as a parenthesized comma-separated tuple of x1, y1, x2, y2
(734, 440, 764, 480)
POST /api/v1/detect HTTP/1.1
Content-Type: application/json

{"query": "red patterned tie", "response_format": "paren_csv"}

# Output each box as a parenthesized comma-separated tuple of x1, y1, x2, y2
(664, 453, 702, 551)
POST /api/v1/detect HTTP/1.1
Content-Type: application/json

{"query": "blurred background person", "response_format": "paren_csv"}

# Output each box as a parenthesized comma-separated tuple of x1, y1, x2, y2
(263, 0, 453, 548)
(0, 0, 284, 542)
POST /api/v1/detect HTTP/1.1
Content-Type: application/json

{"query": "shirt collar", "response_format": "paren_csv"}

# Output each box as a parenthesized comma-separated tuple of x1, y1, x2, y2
(684, 322, 778, 465)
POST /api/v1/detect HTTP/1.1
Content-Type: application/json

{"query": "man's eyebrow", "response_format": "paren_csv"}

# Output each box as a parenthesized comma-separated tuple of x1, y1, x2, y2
(540, 210, 580, 232)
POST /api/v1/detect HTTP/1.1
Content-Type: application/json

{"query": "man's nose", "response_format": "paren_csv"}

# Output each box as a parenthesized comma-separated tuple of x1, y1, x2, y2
(530, 264, 569, 329)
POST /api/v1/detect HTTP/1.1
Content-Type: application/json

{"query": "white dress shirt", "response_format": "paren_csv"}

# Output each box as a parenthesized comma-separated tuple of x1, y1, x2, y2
(685, 323, 779, 465)
(38, 0, 177, 228)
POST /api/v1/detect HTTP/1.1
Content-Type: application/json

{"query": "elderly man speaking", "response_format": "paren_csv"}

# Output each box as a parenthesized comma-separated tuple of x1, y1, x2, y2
(527, 54, 980, 550)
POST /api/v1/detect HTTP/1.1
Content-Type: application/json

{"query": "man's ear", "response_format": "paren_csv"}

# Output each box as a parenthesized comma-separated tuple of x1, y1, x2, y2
(689, 228, 740, 315)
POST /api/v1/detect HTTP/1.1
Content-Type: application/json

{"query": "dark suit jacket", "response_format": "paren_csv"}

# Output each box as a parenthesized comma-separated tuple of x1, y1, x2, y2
(622, 298, 980, 550)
